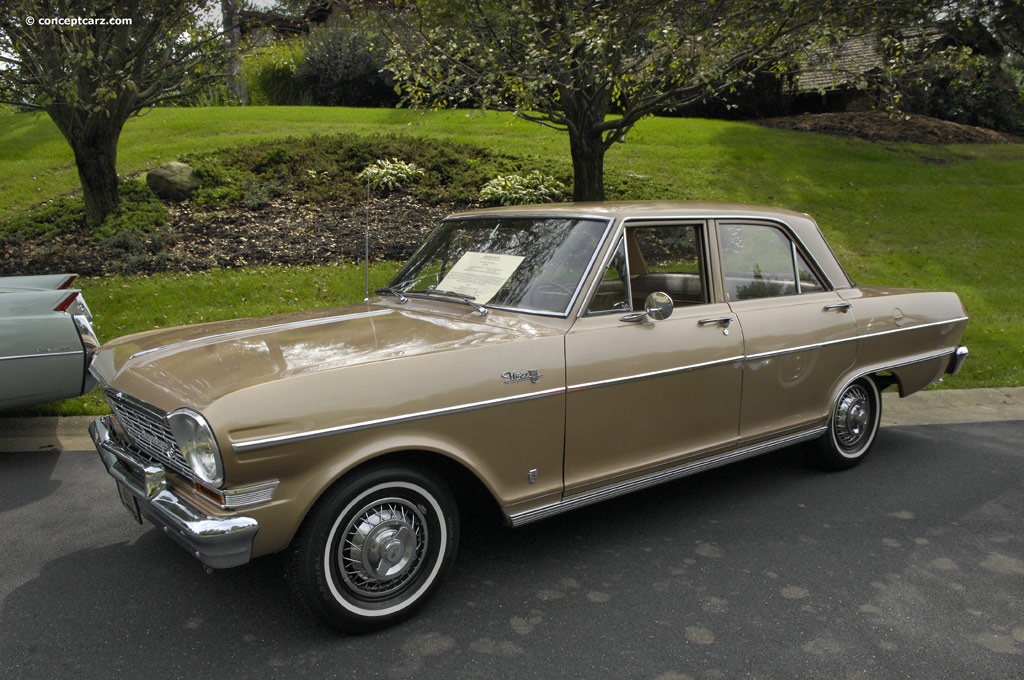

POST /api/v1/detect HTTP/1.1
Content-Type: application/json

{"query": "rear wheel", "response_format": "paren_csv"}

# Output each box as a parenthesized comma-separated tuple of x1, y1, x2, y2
(287, 465, 459, 633)
(808, 377, 881, 470)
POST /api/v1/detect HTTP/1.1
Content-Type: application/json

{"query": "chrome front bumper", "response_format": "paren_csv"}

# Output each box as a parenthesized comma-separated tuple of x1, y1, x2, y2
(90, 416, 258, 569)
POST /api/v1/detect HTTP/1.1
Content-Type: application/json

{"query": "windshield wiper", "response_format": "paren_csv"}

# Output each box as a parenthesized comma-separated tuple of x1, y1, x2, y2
(407, 288, 488, 316)
(373, 287, 408, 303)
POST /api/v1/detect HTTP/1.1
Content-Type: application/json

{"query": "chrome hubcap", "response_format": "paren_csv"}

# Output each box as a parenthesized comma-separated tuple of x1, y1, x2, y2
(338, 499, 427, 598)
(834, 384, 871, 451)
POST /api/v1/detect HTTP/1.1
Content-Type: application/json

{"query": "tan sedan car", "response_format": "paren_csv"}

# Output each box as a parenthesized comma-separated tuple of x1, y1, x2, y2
(89, 202, 969, 632)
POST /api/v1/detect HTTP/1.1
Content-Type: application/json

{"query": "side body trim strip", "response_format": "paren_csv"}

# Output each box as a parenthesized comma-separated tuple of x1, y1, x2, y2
(568, 355, 744, 392)
(233, 386, 565, 452)
(0, 350, 82, 362)
(231, 321, 965, 453)
(744, 316, 968, 362)
(508, 426, 826, 527)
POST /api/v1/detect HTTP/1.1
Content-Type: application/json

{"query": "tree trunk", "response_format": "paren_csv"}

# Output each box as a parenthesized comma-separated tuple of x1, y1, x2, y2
(74, 131, 121, 229)
(49, 107, 124, 229)
(567, 126, 607, 202)
(564, 90, 608, 202)
(222, 0, 248, 104)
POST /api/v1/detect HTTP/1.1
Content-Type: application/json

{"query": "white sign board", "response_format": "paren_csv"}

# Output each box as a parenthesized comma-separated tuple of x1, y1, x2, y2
(436, 252, 525, 304)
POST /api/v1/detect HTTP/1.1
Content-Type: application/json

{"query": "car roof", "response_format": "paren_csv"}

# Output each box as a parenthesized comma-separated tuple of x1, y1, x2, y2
(447, 200, 810, 221)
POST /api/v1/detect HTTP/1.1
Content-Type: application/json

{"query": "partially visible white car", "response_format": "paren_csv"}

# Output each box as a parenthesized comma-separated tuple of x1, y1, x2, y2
(1, 274, 100, 410)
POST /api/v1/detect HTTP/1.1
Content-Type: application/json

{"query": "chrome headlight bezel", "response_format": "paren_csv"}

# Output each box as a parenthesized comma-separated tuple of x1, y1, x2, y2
(166, 408, 224, 487)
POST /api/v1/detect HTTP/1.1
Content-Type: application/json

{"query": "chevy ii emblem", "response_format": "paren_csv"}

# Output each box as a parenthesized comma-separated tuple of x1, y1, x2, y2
(502, 369, 543, 385)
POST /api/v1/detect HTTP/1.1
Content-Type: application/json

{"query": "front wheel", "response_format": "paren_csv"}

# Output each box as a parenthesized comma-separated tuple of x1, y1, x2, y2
(287, 465, 459, 633)
(808, 377, 882, 470)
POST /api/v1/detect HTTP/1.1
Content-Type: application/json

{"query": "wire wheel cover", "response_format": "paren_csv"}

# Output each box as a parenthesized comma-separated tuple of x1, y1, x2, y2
(336, 497, 429, 599)
(834, 383, 873, 452)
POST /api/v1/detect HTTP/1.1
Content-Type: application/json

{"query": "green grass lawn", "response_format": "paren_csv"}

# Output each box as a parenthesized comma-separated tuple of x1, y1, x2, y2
(0, 107, 567, 219)
(1, 106, 1021, 417)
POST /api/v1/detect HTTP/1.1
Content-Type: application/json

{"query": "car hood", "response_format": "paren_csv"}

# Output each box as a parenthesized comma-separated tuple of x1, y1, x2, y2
(94, 302, 558, 411)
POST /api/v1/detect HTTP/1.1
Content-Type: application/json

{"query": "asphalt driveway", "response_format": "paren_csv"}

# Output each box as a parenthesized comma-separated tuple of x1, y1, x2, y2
(1, 393, 1022, 679)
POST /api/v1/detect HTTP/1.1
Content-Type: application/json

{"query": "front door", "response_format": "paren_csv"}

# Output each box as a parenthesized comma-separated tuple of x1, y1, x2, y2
(563, 222, 744, 495)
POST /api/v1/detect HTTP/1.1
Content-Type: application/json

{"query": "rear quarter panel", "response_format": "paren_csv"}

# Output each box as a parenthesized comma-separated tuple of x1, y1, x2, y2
(842, 286, 968, 395)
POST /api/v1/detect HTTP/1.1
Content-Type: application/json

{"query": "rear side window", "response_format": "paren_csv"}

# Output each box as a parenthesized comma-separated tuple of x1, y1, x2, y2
(719, 223, 825, 300)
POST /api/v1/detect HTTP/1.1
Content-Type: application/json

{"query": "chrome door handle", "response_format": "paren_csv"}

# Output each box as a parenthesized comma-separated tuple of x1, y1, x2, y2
(824, 302, 852, 313)
(699, 316, 733, 328)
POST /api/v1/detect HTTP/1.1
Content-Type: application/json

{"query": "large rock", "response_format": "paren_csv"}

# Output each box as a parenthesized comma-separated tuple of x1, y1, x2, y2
(146, 162, 200, 201)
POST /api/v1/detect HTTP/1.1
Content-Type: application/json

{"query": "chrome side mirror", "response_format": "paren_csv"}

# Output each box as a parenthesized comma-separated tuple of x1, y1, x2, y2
(644, 292, 673, 320)
(620, 291, 674, 323)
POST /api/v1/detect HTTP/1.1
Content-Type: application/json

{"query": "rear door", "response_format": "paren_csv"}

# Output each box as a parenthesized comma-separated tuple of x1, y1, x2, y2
(716, 220, 858, 441)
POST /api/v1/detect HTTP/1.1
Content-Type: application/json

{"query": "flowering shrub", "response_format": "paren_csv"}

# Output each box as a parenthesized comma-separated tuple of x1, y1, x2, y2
(479, 171, 567, 205)
(356, 158, 425, 193)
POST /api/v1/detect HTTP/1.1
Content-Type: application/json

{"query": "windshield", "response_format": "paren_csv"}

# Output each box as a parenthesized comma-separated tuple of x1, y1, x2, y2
(386, 216, 610, 316)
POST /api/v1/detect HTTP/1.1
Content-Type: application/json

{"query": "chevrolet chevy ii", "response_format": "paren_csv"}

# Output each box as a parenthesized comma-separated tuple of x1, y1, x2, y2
(89, 202, 969, 632)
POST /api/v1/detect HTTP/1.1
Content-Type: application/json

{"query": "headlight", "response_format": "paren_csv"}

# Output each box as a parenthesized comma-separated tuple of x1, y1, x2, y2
(167, 409, 223, 486)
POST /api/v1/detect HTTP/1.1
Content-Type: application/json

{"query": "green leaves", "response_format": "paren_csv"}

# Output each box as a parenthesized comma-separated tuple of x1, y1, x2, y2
(357, 158, 426, 193)
(0, 0, 222, 226)
(385, 0, 911, 199)
(479, 171, 567, 205)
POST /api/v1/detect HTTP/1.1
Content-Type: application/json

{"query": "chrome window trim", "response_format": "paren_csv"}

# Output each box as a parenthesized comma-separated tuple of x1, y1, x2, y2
(232, 386, 566, 452)
(129, 309, 393, 360)
(622, 219, 711, 307)
(714, 217, 838, 292)
(791, 240, 802, 294)
(581, 219, 717, 318)
(578, 234, 628, 319)
(581, 215, 838, 313)
(508, 426, 827, 527)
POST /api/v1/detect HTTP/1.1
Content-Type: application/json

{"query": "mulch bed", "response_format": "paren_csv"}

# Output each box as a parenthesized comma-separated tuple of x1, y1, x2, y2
(758, 111, 1023, 145)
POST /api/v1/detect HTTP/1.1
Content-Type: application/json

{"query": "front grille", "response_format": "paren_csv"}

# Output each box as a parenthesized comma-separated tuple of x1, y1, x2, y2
(103, 388, 193, 481)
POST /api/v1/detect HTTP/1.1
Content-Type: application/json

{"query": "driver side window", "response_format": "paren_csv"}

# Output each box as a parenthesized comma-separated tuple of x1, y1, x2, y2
(626, 224, 707, 310)
(586, 223, 708, 315)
